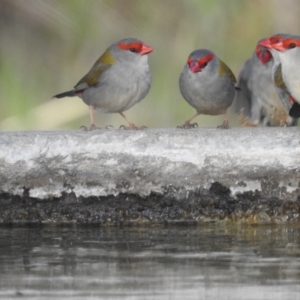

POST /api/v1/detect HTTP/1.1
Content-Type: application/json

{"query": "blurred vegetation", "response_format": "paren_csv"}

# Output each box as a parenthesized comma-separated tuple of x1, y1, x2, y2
(0, 0, 300, 130)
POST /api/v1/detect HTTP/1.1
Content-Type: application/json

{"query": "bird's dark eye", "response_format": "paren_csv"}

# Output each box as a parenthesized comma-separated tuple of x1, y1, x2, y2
(202, 62, 208, 68)
(290, 43, 296, 48)
(129, 48, 136, 52)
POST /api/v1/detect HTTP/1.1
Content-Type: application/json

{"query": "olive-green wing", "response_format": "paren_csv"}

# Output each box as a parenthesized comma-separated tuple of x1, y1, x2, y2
(218, 59, 237, 84)
(74, 64, 111, 91)
(74, 50, 116, 91)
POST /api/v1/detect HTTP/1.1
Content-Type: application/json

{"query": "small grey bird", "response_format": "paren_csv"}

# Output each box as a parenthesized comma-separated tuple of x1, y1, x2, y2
(53, 38, 153, 130)
(235, 42, 297, 127)
(178, 49, 237, 129)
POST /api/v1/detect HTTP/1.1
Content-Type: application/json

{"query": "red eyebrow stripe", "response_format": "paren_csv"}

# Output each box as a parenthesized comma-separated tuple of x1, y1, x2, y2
(118, 42, 143, 52)
(197, 53, 214, 66)
(282, 39, 300, 48)
(188, 53, 214, 65)
(269, 36, 284, 44)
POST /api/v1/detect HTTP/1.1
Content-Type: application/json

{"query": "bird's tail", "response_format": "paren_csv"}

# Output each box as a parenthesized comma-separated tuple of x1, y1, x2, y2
(289, 102, 300, 118)
(52, 90, 76, 98)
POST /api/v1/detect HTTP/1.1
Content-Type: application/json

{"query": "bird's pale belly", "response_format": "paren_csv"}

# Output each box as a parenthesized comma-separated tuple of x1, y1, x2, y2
(187, 92, 234, 115)
(83, 92, 140, 113)
(81, 78, 150, 113)
(184, 78, 235, 115)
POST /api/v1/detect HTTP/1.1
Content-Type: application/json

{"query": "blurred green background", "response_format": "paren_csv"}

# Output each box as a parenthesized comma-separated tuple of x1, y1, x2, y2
(0, 0, 299, 130)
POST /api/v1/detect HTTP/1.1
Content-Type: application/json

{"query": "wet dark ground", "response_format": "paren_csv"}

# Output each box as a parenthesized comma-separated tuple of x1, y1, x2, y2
(0, 223, 300, 299)
(1, 183, 300, 225)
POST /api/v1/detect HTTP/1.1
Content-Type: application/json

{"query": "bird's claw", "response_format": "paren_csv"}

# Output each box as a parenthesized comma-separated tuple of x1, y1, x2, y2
(177, 122, 198, 129)
(119, 124, 146, 130)
(80, 124, 101, 131)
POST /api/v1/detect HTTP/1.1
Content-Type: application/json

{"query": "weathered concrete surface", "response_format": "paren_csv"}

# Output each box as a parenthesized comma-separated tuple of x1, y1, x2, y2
(0, 127, 300, 224)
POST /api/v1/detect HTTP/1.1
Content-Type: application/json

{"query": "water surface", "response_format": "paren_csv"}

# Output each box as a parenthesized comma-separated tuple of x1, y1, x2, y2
(0, 224, 299, 299)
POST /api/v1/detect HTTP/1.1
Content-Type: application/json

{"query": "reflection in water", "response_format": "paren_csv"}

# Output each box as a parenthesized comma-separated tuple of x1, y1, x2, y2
(0, 224, 299, 299)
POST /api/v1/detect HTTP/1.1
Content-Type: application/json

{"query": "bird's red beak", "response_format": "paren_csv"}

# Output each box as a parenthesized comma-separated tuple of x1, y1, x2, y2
(259, 38, 285, 52)
(141, 44, 153, 55)
(188, 61, 200, 73)
(258, 38, 272, 49)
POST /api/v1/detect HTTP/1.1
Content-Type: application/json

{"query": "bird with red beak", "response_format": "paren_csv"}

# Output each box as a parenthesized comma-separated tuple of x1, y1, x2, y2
(259, 34, 300, 119)
(178, 49, 237, 129)
(235, 39, 297, 127)
(53, 38, 154, 130)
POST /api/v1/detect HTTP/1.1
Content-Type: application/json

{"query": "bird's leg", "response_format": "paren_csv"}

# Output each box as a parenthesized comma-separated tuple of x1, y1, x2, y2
(119, 112, 145, 130)
(89, 106, 98, 130)
(217, 112, 229, 129)
(237, 108, 258, 127)
(177, 113, 199, 129)
(80, 106, 100, 131)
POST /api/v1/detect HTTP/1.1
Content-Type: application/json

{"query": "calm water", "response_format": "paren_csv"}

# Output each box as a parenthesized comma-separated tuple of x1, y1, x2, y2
(0, 224, 299, 299)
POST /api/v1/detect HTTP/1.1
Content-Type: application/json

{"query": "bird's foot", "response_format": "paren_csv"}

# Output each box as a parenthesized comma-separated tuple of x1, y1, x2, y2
(105, 125, 114, 129)
(177, 122, 198, 129)
(80, 124, 101, 131)
(217, 120, 229, 129)
(119, 124, 147, 130)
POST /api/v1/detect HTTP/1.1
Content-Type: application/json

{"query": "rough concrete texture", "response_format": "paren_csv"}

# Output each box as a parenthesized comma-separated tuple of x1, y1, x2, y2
(0, 127, 300, 224)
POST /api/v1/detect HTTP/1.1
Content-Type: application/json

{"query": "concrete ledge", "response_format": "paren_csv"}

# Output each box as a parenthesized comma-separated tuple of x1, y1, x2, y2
(0, 127, 300, 224)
